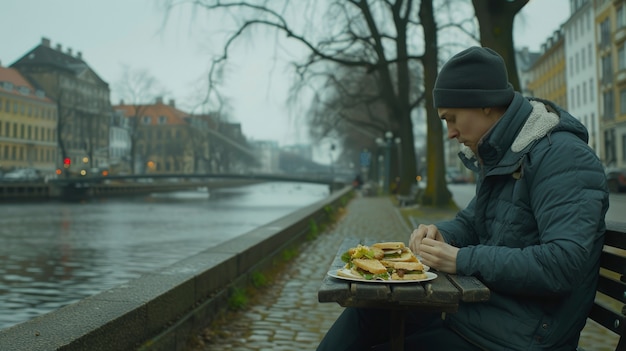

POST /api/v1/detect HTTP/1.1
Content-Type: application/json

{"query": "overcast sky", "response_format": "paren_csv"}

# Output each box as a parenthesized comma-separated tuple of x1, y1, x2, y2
(1, 0, 569, 146)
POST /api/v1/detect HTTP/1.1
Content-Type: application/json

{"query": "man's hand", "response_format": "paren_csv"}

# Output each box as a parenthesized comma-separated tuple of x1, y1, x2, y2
(409, 224, 458, 274)
(418, 238, 459, 274)
(409, 224, 445, 253)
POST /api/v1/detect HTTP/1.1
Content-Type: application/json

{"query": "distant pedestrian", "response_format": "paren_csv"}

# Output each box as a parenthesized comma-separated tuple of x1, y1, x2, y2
(352, 174, 363, 189)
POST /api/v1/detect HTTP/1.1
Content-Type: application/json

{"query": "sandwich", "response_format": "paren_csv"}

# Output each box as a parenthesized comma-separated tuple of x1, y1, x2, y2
(373, 242, 418, 262)
(338, 258, 390, 280)
(342, 244, 385, 262)
(388, 261, 427, 280)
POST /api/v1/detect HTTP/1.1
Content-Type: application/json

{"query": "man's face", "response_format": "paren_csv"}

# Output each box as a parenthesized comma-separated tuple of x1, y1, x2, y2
(438, 107, 500, 155)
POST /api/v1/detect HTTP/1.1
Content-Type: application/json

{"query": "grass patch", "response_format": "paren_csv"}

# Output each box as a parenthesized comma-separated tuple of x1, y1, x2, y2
(227, 288, 248, 310)
(307, 219, 319, 240)
(281, 247, 299, 261)
(251, 271, 267, 288)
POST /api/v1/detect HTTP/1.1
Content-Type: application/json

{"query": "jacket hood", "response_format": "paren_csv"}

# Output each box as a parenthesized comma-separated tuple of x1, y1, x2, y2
(459, 94, 589, 172)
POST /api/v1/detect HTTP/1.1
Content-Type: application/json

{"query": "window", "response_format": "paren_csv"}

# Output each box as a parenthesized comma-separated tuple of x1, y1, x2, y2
(583, 81, 587, 104)
(602, 55, 613, 84)
(622, 134, 626, 162)
(582, 47, 586, 69)
(619, 6, 626, 29)
(591, 113, 595, 135)
(158, 116, 167, 124)
(620, 89, 626, 114)
(589, 44, 593, 65)
(590, 79, 595, 101)
(142, 116, 151, 125)
(600, 19, 611, 48)
(604, 91, 615, 120)
(620, 46, 626, 71)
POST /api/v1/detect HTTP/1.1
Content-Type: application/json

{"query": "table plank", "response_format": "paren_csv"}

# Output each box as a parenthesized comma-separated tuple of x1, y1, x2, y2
(446, 274, 490, 302)
(352, 282, 392, 300)
(318, 275, 351, 303)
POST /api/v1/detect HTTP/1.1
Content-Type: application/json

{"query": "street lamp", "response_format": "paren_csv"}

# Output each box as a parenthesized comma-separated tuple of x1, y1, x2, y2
(395, 136, 402, 184)
(329, 143, 336, 181)
(376, 131, 394, 194)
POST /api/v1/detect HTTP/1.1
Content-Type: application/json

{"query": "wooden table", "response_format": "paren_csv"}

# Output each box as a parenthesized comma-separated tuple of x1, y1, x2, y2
(318, 238, 490, 351)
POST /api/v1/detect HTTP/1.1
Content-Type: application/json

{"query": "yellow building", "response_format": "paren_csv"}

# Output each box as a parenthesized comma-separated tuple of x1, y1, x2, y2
(0, 65, 58, 174)
(526, 29, 568, 109)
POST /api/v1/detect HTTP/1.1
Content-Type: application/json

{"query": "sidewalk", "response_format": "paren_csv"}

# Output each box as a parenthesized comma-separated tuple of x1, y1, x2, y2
(187, 194, 618, 351)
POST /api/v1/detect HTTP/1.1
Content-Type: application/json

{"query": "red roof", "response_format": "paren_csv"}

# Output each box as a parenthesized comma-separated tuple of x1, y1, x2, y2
(0, 65, 52, 102)
(114, 102, 189, 125)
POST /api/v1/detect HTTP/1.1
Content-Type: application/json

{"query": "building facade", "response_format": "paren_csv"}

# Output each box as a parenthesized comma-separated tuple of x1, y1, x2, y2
(564, 0, 600, 152)
(0, 65, 58, 174)
(526, 29, 568, 109)
(597, 0, 626, 167)
(11, 37, 111, 174)
(109, 109, 132, 174)
(115, 98, 194, 174)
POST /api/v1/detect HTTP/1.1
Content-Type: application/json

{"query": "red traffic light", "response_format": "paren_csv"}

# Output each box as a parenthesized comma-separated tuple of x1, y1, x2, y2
(63, 157, 71, 168)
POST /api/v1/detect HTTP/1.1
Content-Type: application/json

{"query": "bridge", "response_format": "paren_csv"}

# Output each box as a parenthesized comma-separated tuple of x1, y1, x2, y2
(49, 172, 349, 186)
(0, 172, 352, 201)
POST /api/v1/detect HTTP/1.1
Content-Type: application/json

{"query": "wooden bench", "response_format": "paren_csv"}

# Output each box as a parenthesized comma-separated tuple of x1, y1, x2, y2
(396, 183, 420, 207)
(580, 220, 626, 351)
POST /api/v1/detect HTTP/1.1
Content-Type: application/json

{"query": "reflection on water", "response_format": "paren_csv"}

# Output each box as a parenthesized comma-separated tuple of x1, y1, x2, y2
(0, 182, 328, 330)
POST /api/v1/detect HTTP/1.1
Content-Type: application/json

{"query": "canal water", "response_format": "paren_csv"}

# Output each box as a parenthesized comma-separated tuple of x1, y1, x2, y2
(0, 182, 329, 330)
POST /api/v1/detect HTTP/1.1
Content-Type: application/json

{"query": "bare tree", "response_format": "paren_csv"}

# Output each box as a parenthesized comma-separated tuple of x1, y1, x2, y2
(114, 66, 167, 174)
(162, 0, 525, 206)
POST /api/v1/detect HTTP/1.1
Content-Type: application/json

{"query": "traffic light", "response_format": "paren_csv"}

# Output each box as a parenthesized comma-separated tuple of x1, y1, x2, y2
(63, 157, 71, 168)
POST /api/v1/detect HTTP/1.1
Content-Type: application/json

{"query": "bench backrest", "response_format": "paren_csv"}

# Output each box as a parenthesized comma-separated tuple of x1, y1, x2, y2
(588, 220, 626, 350)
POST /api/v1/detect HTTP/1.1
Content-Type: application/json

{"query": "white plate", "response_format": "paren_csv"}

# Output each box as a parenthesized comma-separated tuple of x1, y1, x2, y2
(328, 269, 437, 283)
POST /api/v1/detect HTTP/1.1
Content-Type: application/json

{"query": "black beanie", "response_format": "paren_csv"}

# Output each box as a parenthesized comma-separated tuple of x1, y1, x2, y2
(433, 46, 515, 108)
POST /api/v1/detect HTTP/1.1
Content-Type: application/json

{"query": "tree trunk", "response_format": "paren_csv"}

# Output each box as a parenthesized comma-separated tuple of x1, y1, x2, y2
(472, 0, 528, 92)
(419, 0, 453, 207)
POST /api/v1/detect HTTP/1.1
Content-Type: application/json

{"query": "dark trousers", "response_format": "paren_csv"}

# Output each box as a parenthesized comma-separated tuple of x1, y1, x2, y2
(317, 307, 483, 351)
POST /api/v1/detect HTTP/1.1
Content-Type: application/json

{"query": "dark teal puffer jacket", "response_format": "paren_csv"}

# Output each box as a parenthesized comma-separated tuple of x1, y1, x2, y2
(437, 93, 609, 350)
